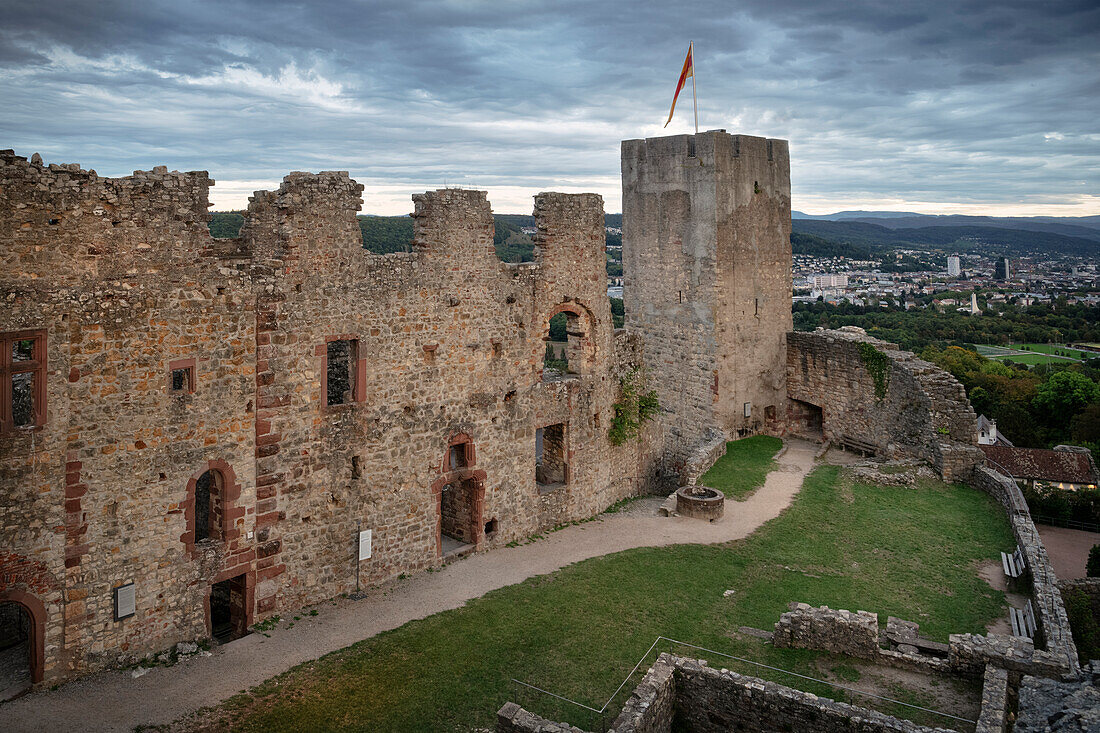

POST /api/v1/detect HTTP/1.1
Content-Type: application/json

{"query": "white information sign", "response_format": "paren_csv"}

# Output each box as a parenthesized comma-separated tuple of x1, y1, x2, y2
(358, 530, 372, 561)
(114, 582, 136, 620)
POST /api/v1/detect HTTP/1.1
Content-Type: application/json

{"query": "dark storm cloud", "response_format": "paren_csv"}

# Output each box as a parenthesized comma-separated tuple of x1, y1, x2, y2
(0, 0, 1097, 213)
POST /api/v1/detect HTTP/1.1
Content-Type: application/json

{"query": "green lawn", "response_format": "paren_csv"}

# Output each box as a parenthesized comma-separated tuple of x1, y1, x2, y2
(191, 467, 1010, 733)
(698, 435, 784, 499)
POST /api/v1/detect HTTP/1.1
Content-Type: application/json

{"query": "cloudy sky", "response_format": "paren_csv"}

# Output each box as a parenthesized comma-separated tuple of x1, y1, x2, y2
(2, 0, 1098, 215)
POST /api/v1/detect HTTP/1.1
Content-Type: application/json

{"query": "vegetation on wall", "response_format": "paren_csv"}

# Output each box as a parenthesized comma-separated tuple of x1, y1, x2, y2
(608, 368, 659, 446)
(857, 342, 891, 400)
(1063, 588, 1100, 663)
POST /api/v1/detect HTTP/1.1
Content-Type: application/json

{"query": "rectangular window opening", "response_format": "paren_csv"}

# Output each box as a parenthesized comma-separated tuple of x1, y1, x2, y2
(326, 339, 358, 406)
(448, 443, 468, 471)
(1, 330, 46, 433)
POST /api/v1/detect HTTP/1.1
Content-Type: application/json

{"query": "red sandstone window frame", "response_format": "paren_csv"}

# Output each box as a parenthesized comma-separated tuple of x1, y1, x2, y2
(0, 329, 47, 434)
(318, 335, 366, 408)
(168, 357, 196, 394)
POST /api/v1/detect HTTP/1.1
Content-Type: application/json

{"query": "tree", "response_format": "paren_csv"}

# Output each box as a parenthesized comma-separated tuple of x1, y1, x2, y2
(1089, 544, 1100, 577)
(1033, 371, 1100, 418)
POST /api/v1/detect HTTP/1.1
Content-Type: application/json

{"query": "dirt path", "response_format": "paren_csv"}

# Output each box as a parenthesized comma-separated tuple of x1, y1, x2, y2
(0, 440, 819, 733)
(1036, 524, 1100, 580)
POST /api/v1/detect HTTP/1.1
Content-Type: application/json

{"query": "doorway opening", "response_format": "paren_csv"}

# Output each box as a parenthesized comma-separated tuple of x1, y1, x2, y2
(209, 574, 248, 644)
(789, 399, 824, 441)
(440, 478, 480, 557)
(0, 602, 32, 701)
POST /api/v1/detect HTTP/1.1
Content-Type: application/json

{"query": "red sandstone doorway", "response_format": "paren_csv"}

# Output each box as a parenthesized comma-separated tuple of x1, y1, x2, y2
(209, 574, 248, 643)
(433, 434, 486, 560)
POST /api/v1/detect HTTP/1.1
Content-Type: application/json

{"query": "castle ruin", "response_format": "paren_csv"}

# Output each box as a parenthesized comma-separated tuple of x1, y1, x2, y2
(1, 132, 988, 693)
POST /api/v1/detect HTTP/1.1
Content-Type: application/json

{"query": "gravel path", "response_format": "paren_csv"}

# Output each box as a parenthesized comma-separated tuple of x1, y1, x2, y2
(0, 440, 819, 733)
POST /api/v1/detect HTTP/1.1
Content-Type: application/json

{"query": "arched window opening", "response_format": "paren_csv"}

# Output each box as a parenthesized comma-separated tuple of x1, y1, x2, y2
(194, 470, 223, 543)
(0, 601, 32, 701)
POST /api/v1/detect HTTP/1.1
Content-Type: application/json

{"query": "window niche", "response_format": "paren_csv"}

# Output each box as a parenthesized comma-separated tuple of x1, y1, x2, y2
(1, 330, 46, 433)
(324, 338, 360, 407)
(193, 469, 223, 543)
(535, 423, 567, 490)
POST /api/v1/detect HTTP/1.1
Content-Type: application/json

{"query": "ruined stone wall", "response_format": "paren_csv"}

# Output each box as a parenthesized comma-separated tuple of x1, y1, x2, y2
(0, 150, 257, 682)
(786, 328, 982, 480)
(1, 147, 659, 684)
(623, 132, 790, 472)
(773, 603, 880, 660)
(245, 179, 654, 612)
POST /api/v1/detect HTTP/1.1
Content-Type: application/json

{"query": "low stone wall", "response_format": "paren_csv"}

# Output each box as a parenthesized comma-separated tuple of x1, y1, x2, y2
(497, 654, 955, 733)
(973, 665, 1009, 733)
(608, 653, 676, 733)
(496, 702, 586, 733)
(968, 466, 1079, 677)
(773, 603, 879, 660)
(680, 432, 727, 488)
(672, 657, 951, 733)
(949, 633, 1069, 679)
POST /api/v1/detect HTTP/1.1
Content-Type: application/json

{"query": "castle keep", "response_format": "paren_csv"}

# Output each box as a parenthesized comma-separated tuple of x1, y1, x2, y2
(0, 132, 985, 690)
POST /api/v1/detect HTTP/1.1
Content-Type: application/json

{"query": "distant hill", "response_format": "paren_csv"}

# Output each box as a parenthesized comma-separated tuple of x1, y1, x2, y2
(791, 219, 1098, 255)
(793, 210, 920, 220)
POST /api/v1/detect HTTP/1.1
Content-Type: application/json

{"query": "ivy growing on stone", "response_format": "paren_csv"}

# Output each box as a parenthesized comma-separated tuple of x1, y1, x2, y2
(609, 368, 660, 446)
(857, 342, 891, 400)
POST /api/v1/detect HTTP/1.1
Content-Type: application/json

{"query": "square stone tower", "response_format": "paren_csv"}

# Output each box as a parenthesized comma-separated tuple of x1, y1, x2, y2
(622, 131, 791, 467)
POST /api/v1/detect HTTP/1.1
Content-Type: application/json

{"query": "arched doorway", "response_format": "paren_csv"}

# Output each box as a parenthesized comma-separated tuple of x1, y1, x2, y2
(0, 600, 34, 701)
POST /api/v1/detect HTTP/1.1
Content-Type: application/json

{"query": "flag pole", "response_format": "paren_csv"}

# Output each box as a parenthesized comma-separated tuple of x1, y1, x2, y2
(690, 40, 698, 134)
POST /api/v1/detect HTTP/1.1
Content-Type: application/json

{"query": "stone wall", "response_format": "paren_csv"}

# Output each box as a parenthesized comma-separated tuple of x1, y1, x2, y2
(974, 665, 1009, 733)
(672, 658, 951, 733)
(497, 654, 950, 733)
(773, 603, 880, 660)
(0, 149, 661, 684)
(623, 132, 791, 472)
(0, 150, 257, 683)
(967, 466, 1079, 677)
(786, 328, 983, 480)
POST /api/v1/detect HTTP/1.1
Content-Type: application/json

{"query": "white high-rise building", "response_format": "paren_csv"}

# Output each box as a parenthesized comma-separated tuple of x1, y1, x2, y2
(947, 255, 961, 277)
(811, 273, 849, 289)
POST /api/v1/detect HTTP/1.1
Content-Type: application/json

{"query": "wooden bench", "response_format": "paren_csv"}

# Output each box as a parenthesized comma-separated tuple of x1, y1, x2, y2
(1001, 546, 1025, 578)
(839, 435, 877, 457)
(1009, 600, 1037, 639)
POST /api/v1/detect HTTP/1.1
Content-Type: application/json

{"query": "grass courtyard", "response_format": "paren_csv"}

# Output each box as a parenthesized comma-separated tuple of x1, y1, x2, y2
(698, 435, 783, 499)
(190, 465, 1012, 732)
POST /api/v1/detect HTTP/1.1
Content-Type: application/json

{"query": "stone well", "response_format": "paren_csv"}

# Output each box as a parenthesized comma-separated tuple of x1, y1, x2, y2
(675, 486, 724, 520)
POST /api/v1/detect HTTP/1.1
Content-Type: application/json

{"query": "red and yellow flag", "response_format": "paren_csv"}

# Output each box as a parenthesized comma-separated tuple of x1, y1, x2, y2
(664, 42, 694, 127)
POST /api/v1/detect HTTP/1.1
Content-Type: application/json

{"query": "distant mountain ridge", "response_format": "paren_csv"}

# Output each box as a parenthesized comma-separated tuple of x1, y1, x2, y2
(791, 219, 1098, 255)
(793, 210, 1100, 241)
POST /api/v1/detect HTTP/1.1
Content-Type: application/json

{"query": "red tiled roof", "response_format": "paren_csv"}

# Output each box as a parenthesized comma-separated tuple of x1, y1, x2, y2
(980, 445, 1096, 484)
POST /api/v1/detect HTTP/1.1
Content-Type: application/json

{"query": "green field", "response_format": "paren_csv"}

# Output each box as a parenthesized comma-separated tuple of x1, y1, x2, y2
(190, 466, 1010, 732)
(974, 343, 1089, 364)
